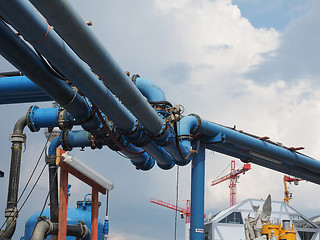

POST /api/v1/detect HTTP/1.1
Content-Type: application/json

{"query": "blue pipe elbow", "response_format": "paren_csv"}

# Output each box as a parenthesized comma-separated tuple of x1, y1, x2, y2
(133, 77, 167, 102)
(48, 136, 62, 157)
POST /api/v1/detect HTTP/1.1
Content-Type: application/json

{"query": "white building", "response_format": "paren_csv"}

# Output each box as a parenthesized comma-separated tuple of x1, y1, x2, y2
(204, 198, 320, 240)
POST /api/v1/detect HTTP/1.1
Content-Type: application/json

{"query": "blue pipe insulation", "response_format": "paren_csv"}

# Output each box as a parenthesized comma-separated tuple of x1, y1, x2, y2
(29, 0, 165, 135)
(0, 76, 51, 104)
(190, 143, 205, 240)
(0, 0, 136, 133)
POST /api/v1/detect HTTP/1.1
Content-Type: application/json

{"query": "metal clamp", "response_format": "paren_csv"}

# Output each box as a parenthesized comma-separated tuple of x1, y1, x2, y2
(9, 133, 27, 152)
(5, 207, 18, 218)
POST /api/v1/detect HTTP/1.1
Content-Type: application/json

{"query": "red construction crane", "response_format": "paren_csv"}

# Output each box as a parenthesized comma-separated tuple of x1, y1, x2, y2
(150, 198, 191, 223)
(283, 175, 303, 205)
(211, 160, 251, 206)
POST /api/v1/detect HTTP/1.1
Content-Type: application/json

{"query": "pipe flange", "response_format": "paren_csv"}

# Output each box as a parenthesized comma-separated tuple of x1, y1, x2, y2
(27, 105, 40, 132)
(58, 108, 73, 130)
(61, 131, 72, 151)
(36, 216, 54, 236)
(188, 113, 201, 134)
(9, 133, 26, 143)
(78, 221, 90, 239)
(5, 208, 18, 218)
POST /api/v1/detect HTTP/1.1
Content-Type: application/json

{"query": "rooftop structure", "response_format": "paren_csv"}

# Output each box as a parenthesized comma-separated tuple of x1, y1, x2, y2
(204, 198, 319, 240)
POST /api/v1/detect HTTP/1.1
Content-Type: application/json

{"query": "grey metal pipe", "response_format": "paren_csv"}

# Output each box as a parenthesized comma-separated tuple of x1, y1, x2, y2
(29, 0, 165, 135)
(0, 0, 136, 133)
(0, 116, 27, 239)
(30, 218, 89, 240)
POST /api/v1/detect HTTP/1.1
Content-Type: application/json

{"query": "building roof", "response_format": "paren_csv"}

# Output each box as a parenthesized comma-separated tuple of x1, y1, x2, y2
(204, 198, 320, 240)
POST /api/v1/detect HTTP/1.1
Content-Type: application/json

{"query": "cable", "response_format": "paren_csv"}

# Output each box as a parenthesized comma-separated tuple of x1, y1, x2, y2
(174, 165, 180, 240)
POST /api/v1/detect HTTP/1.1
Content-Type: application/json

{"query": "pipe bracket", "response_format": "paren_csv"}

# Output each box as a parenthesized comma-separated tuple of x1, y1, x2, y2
(5, 207, 18, 218)
(9, 133, 26, 143)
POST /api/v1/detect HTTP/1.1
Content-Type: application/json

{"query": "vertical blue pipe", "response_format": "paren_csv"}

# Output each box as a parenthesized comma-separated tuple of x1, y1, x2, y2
(190, 143, 205, 240)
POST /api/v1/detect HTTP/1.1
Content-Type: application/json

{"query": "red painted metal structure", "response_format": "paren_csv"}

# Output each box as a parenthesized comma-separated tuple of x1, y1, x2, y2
(211, 160, 251, 206)
(150, 198, 191, 223)
(57, 148, 110, 240)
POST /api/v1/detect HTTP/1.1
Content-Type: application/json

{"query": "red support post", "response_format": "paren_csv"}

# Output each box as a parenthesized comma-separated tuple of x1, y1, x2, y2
(58, 168, 68, 240)
(91, 188, 99, 240)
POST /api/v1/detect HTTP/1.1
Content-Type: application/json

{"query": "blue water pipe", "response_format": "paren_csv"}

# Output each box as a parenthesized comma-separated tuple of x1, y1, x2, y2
(29, 0, 165, 135)
(0, 20, 102, 133)
(190, 142, 205, 240)
(178, 115, 320, 184)
(0, 0, 136, 133)
(0, 1, 185, 169)
(15, 0, 194, 167)
(0, 76, 51, 104)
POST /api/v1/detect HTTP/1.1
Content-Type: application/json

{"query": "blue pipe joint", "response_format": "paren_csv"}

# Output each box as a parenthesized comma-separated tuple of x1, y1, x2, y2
(151, 120, 175, 147)
(130, 157, 155, 171)
(27, 105, 59, 132)
(125, 121, 150, 147)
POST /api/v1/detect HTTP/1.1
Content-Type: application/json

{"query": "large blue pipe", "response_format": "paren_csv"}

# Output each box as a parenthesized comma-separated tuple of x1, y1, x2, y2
(51, 130, 155, 171)
(0, 19, 102, 133)
(29, 0, 165, 135)
(190, 143, 205, 240)
(178, 115, 320, 184)
(0, 0, 136, 133)
(0, 76, 51, 104)
(26, 105, 173, 170)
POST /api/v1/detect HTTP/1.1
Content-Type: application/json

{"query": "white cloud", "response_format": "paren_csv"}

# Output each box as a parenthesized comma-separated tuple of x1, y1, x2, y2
(1, 0, 320, 239)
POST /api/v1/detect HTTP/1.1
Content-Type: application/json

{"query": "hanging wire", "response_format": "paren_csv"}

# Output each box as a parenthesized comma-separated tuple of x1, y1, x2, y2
(213, 162, 232, 181)
(174, 165, 180, 240)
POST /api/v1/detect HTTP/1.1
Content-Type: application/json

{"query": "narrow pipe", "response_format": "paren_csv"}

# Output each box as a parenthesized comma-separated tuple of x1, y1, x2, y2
(29, 0, 165, 134)
(30, 219, 89, 240)
(0, 116, 27, 239)
(190, 143, 205, 240)
(47, 137, 62, 227)
(64, 130, 155, 171)
(0, 1, 136, 133)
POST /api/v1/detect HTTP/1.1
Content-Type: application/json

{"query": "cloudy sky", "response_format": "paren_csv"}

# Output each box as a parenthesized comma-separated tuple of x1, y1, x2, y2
(1, 0, 320, 239)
